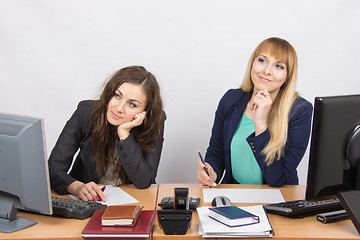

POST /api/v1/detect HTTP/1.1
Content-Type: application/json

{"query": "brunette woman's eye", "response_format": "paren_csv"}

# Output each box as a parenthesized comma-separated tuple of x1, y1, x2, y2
(129, 102, 137, 108)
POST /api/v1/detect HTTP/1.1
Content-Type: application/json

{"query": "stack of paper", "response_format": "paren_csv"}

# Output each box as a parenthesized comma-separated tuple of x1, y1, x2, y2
(198, 205, 274, 238)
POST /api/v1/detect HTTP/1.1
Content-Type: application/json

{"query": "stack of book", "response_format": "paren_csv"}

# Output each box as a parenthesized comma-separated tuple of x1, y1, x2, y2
(82, 205, 156, 238)
(198, 205, 274, 238)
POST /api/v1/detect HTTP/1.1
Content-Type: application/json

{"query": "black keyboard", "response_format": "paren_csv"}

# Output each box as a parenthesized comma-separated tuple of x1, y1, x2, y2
(158, 196, 201, 210)
(51, 197, 107, 219)
(263, 198, 343, 218)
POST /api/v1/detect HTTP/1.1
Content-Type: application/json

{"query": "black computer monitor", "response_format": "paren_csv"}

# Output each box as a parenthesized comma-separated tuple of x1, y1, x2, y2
(0, 113, 52, 233)
(305, 94, 360, 201)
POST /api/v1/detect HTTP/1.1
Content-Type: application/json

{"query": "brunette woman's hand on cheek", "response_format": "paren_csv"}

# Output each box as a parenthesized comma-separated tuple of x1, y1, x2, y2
(117, 111, 147, 140)
(249, 90, 272, 136)
(66, 181, 106, 202)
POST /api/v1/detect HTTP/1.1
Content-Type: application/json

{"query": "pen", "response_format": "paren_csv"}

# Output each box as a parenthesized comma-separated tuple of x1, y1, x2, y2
(94, 185, 106, 202)
(197, 149, 216, 187)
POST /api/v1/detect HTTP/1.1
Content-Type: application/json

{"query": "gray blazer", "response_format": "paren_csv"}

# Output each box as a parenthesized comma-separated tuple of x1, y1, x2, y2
(48, 100, 165, 194)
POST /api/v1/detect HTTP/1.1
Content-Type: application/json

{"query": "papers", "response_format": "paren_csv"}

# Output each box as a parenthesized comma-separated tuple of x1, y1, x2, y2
(70, 185, 139, 206)
(203, 188, 284, 204)
(198, 205, 274, 238)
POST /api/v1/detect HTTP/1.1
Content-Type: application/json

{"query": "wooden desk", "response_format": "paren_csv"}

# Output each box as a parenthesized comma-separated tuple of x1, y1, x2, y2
(0, 184, 158, 240)
(153, 184, 360, 240)
(2, 184, 359, 240)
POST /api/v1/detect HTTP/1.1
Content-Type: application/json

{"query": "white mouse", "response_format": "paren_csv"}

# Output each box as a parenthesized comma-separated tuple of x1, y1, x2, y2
(211, 196, 232, 207)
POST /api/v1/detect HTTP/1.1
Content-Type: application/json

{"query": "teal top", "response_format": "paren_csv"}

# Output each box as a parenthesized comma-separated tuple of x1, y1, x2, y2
(230, 114, 263, 184)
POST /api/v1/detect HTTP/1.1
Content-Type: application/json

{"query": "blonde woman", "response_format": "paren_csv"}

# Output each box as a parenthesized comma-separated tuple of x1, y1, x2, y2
(197, 37, 312, 187)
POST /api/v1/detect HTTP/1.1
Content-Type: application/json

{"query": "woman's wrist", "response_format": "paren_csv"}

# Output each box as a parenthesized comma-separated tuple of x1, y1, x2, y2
(117, 128, 130, 141)
(254, 122, 267, 136)
(66, 180, 84, 195)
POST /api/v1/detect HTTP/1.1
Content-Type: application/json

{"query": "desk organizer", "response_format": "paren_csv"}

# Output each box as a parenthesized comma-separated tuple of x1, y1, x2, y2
(157, 209, 193, 235)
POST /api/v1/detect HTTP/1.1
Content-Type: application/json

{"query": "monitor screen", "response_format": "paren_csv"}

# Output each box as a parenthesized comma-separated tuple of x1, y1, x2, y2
(0, 113, 52, 233)
(305, 94, 360, 201)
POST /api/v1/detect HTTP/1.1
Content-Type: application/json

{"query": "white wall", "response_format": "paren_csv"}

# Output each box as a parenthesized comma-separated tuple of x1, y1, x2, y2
(1, 0, 359, 185)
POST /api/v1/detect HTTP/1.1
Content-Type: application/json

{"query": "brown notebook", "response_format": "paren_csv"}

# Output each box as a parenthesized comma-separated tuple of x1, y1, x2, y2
(83, 209, 156, 238)
(101, 205, 143, 226)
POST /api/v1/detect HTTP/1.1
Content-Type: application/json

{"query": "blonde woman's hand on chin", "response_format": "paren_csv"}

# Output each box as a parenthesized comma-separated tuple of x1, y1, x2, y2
(117, 111, 147, 140)
(249, 90, 272, 136)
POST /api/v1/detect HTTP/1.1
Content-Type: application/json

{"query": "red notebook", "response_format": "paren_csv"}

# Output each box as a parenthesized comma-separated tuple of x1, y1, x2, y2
(82, 209, 156, 238)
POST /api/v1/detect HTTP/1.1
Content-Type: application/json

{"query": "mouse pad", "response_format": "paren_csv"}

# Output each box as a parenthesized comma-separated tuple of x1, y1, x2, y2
(338, 190, 360, 234)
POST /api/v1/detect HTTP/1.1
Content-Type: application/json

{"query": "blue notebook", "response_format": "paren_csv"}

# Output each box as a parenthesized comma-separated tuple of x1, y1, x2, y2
(209, 206, 259, 227)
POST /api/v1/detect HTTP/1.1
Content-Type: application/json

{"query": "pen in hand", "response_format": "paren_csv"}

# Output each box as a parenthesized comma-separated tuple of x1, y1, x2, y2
(94, 185, 106, 202)
(197, 149, 216, 187)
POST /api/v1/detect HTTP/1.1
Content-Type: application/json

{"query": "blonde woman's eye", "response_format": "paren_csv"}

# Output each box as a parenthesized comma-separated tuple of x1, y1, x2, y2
(258, 57, 266, 63)
(276, 64, 285, 70)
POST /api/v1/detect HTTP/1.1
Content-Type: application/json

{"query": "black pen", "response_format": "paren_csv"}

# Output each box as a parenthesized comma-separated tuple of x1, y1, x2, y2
(197, 149, 216, 187)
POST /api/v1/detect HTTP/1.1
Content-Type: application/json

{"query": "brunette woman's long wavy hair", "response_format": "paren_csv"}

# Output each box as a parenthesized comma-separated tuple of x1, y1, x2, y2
(89, 66, 163, 182)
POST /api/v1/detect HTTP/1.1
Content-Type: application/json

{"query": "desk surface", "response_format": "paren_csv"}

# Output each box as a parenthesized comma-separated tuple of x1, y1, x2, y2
(153, 184, 360, 240)
(0, 184, 158, 240)
(1, 184, 359, 240)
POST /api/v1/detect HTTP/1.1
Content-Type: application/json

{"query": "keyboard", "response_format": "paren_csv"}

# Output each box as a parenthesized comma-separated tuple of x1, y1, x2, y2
(263, 198, 343, 218)
(51, 196, 107, 219)
(158, 196, 201, 210)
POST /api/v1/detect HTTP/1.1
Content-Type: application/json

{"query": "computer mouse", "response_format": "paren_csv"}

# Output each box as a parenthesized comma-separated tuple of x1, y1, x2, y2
(211, 196, 232, 207)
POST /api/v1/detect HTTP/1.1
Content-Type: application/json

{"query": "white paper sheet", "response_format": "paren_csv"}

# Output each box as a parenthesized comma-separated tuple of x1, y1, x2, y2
(69, 185, 139, 206)
(203, 188, 284, 204)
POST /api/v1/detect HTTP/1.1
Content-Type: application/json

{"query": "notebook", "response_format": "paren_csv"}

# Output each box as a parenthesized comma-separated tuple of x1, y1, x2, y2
(82, 209, 156, 238)
(101, 205, 142, 226)
(209, 206, 259, 227)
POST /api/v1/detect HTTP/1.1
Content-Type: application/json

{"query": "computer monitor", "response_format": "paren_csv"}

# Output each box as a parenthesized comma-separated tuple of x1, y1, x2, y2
(305, 94, 360, 201)
(0, 113, 52, 233)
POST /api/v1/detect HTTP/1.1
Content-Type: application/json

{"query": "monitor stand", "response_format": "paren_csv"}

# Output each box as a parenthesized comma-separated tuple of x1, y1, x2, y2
(0, 196, 37, 233)
(0, 217, 37, 234)
(338, 162, 360, 235)
(338, 190, 360, 235)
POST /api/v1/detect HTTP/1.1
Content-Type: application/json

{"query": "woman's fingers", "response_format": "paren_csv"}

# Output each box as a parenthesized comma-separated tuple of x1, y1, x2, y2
(197, 160, 217, 186)
(78, 182, 99, 201)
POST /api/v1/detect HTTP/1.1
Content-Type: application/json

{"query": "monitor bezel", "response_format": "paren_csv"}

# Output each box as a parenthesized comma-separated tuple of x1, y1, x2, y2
(305, 94, 360, 201)
(0, 113, 52, 233)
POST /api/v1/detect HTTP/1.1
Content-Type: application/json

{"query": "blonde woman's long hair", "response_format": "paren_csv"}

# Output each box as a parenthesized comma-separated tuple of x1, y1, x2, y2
(240, 37, 299, 165)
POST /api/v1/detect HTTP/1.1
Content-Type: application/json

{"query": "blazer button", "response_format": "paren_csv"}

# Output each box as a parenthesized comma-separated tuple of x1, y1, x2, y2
(121, 153, 127, 159)
(125, 164, 131, 168)
(118, 145, 123, 150)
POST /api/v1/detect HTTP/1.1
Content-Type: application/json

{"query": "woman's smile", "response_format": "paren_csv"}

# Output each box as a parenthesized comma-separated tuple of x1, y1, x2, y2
(111, 111, 122, 119)
(258, 75, 272, 83)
